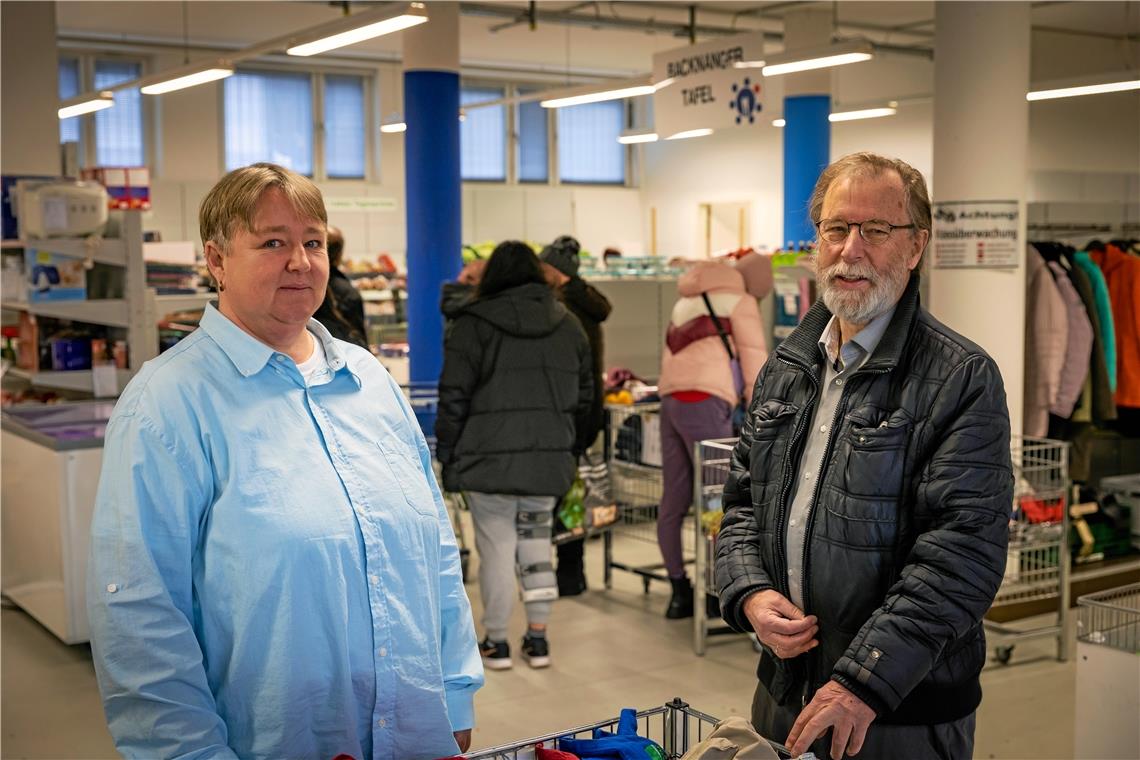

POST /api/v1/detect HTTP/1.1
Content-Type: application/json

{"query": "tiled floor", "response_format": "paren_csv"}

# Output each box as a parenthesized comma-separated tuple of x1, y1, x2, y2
(2, 527, 1080, 759)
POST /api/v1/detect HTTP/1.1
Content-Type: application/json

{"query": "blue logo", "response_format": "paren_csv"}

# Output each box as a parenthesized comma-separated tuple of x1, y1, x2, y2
(730, 78, 763, 124)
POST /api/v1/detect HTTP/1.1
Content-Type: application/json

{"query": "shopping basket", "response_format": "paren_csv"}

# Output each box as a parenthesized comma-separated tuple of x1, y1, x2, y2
(463, 697, 813, 759)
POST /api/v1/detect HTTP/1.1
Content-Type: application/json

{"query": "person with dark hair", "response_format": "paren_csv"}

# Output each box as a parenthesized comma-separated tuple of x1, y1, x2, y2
(539, 235, 613, 596)
(436, 240, 594, 671)
(313, 226, 369, 349)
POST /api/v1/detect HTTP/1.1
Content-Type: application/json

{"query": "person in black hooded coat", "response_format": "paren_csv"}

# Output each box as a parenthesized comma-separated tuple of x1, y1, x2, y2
(436, 241, 593, 670)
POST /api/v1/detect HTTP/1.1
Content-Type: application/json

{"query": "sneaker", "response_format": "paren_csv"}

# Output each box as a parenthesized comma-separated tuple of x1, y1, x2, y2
(521, 633, 551, 669)
(479, 637, 512, 670)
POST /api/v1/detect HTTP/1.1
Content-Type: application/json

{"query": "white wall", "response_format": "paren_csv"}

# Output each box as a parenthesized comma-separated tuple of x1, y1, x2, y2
(1, 2, 60, 176)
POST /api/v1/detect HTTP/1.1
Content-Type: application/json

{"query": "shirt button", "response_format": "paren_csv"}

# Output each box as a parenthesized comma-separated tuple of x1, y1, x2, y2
(820, 425, 828, 433)
(788, 569, 794, 576)
(789, 519, 797, 527)
(835, 378, 844, 386)
(276, 355, 287, 362)
(369, 574, 380, 586)
(377, 718, 386, 728)
(804, 472, 812, 480)
(106, 583, 118, 593)
(378, 647, 387, 657)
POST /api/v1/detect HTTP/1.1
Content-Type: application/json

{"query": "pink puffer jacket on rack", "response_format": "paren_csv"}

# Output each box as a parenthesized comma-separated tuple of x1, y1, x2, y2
(659, 258, 768, 406)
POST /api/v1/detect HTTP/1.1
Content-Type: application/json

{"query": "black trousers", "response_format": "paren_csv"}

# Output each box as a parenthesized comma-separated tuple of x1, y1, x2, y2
(751, 679, 975, 760)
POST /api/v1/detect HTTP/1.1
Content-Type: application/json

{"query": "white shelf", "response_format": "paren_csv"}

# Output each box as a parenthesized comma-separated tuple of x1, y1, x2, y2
(24, 236, 127, 267)
(154, 293, 213, 314)
(5, 366, 133, 392)
(1, 299, 130, 327)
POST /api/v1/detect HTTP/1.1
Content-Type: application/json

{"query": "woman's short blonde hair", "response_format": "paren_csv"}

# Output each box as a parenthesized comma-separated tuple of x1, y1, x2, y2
(199, 163, 327, 253)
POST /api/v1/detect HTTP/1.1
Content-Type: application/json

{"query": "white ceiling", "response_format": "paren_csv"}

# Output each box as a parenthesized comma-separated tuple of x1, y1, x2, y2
(54, 1, 1140, 78)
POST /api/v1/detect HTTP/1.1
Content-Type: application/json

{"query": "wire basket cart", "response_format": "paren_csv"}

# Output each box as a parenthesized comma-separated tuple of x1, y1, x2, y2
(984, 435, 1071, 665)
(1074, 584, 1140, 758)
(463, 697, 813, 759)
(400, 382, 471, 581)
(693, 437, 750, 655)
(601, 403, 695, 593)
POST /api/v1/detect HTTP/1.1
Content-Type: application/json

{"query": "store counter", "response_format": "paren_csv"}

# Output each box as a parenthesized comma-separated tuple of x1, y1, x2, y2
(1, 401, 113, 644)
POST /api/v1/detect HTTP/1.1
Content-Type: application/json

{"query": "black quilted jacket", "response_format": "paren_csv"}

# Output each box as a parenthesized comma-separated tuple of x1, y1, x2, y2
(715, 275, 1012, 725)
(435, 282, 593, 497)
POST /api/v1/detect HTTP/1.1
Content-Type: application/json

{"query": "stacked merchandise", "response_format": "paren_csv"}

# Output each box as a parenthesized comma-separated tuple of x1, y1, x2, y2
(146, 261, 198, 295)
(1025, 237, 1140, 554)
(769, 246, 815, 346)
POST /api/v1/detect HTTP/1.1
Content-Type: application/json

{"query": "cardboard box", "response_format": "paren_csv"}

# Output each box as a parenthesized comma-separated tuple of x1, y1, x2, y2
(80, 167, 151, 211)
(25, 248, 87, 302)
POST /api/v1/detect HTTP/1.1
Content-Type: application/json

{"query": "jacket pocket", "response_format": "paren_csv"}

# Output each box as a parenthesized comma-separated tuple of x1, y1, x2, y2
(840, 408, 913, 499)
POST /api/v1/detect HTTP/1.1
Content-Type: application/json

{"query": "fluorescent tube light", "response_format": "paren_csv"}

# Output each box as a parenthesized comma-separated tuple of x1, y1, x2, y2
(139, 62, 234, 95)
(1027, 78, 1140, 101)
(380, 121, 407, 134)
(539, 76, 655, 108)
(829, 106, 897, 122)
(286, 3, 429, 56)
(733, 60, 767, 70)
(654, 77, 676, 91)
(58, 91, 114, 119)
(665, 128, 713, 141)
(618, 129, 658, 144)
(772, 118, 786, 128)
(761, 40, 874, 77)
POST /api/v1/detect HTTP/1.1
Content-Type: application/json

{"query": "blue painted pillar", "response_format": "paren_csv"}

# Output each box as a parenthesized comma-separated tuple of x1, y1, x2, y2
(783, 95, 830, 247)
(403, 3, 461, 384)
(780, 6, 832, 248)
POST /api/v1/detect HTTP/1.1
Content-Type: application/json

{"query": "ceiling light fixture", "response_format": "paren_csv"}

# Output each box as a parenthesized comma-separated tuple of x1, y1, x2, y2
(665, 128, 714, 141)
(138, 61, 234, 95)
(286, 2, 429, 56)
(733, 60, 767, 70)
(757, 40, 874, 77)
(539, 76, 655, 108)
(380, 121, 407, 134)
(1027, 78, 1140, 101)
(58, 91, 115, 119)
(772, 118, 786, 128)
(617, 128, 659, 144)
(829, 105, 897, 122)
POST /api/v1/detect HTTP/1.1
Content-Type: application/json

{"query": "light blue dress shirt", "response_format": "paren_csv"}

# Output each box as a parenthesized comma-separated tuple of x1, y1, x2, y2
(88, 304, 483, 760)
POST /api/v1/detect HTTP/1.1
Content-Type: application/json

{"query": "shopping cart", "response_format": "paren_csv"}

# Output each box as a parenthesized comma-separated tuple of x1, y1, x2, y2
(984, 435, 1071, 665)
(463, 697, 813, 759)
(693, 437, 750, 655)
(1073, 584, 1140, 758)
(400, 382, 471, 581)
(601, 402, 695, 593)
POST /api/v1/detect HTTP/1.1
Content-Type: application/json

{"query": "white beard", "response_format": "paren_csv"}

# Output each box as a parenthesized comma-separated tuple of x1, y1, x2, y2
(817, 255, 910, 326)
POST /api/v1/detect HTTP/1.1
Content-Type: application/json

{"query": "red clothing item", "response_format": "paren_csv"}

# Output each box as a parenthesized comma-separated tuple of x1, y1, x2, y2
(672, 390, 712, 402)
(1091, 245, 1140, 408)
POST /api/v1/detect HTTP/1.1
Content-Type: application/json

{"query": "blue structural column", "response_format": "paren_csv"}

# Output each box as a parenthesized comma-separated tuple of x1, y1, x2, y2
(780, 6, 832, 248)
(403, 4, 461, 384)
(783, 96, 830, 247)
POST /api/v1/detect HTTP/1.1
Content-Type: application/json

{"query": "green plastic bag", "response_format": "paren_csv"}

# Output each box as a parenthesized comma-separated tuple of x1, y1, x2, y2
(557, 476, 586, 531)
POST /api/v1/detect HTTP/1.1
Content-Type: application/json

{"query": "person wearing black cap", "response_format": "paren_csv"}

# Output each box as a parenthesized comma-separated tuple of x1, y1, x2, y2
(540, 235, 613, 597)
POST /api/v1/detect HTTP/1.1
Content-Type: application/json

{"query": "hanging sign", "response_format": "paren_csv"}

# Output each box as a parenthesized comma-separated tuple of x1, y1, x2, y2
(652, 32, 766, 138)
(931, 200, 1020, 269)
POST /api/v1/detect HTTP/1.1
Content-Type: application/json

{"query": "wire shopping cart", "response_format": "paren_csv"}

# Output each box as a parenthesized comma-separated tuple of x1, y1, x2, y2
(1074, 583, 1140, 759)
(463, 698, 814, 759)
(601, 402, 696, 593)
(984, 435, 1071, 665)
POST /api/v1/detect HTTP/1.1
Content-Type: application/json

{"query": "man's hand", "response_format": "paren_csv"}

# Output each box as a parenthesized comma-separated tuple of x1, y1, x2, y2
(787, 680, 876, 760)
(542, 262, 570, 287)
(454, 729, 472, 753)
(741, 590, 818, 659)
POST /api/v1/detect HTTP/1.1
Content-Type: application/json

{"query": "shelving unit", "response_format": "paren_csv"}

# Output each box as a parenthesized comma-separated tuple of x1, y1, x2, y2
(1, 211, 212, 395)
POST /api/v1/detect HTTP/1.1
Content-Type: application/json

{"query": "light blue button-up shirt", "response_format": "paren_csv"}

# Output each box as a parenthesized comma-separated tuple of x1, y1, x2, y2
(88, 304, 483, 760)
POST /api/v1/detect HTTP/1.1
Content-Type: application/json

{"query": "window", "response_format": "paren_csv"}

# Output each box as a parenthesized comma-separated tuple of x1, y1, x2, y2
(57, 55, 146, 167)
(225, 70, 313, 175)
(94, 61, 144, 166)
(324, 74, 366, 179)
(516, 94, 548, 183)
(461, 87, 505, 181)
(556, 101, 626, 184)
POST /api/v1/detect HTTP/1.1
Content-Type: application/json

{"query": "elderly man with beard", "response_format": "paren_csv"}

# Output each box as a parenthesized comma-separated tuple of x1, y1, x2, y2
(715, 152, 1012, 760)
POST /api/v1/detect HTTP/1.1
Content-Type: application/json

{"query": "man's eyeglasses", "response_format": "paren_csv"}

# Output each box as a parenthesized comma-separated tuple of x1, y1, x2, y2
(817, 218, 916, 246)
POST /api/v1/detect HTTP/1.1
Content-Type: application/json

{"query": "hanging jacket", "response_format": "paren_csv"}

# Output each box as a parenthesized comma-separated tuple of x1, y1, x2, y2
(436, 282, 593, 497)
(1073, 251, 1117, 393)
(1024, 246, 1069, 436)
(716, 275, 1012, 727)
(1063, 254, 1117, 424)
(1046, 261, 1093, 418)
(660, 261, 767, 406)
(1090, 244, 1140, 408)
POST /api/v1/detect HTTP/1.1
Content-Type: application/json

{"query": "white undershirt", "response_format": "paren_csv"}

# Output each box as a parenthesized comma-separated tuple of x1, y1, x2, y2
(295, 332, 328, 385)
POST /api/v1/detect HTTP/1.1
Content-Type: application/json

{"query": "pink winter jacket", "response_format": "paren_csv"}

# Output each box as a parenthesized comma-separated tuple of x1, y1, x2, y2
(659, 261, 768, 406)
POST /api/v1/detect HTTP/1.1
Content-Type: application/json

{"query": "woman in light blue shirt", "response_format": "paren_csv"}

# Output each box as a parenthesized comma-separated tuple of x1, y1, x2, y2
(87, 163, 483, 760)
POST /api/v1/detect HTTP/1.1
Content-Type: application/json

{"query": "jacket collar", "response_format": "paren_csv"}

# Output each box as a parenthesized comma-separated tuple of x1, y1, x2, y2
(776, 274, 921, 372)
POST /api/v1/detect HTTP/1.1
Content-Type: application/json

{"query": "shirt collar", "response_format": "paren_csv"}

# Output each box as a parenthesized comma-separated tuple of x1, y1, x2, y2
(817, 304, 898, 371)
(199, 303, 357, 384)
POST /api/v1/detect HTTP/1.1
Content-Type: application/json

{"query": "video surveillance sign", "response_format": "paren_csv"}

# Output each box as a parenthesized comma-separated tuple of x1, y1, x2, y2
(932, 200, 1021, 269)
(652, 32, 767, 139)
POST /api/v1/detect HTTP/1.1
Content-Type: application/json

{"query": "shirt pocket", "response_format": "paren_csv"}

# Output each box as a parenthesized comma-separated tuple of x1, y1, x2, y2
(376, 440, 439, 519)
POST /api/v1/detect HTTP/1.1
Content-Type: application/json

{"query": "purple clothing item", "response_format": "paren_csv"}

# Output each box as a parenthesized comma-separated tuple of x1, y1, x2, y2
(1048, 261, 1094, 418)
(658, 394, 734, 579)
